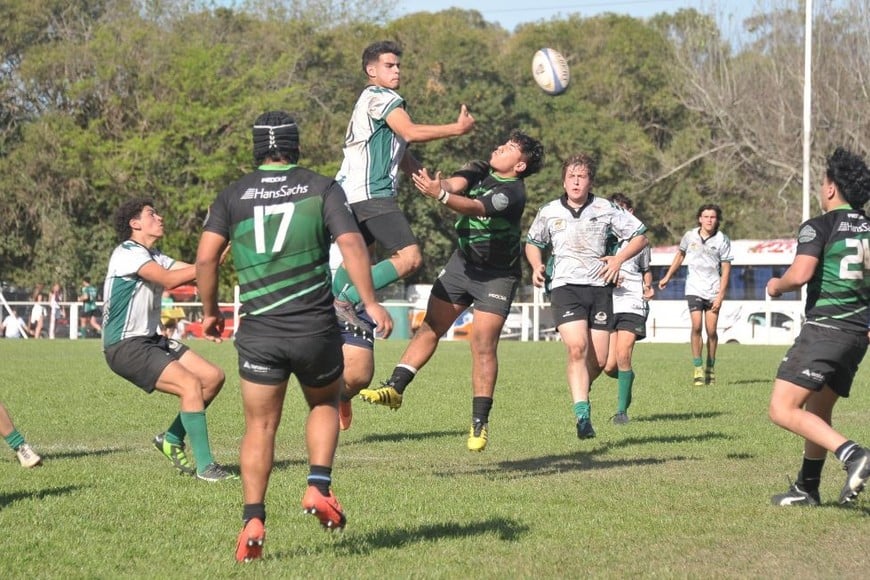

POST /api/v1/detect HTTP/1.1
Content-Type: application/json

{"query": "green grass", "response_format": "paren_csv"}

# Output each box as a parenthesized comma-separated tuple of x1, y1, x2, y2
(1, 339, 868, 578)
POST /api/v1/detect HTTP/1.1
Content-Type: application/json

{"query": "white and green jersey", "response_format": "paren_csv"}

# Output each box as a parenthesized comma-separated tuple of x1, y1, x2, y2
(102, 241, 175, 348)
(526, 194, 646, 289)
(613, 243, 651, 315)
(679, 228, 733, 300)
(336, 85, 407, 203)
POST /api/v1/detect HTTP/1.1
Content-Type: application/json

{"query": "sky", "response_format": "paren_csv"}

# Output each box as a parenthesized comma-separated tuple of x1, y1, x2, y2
(393, 0, 754, 32)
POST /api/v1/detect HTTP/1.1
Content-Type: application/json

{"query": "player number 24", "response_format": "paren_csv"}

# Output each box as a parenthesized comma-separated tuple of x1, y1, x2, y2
(840, 238, 870, 279)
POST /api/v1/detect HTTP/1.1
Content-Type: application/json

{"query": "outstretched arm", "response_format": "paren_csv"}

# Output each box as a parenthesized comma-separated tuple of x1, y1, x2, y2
(411, 168, 486, 216)
(386, 104, 474, 144)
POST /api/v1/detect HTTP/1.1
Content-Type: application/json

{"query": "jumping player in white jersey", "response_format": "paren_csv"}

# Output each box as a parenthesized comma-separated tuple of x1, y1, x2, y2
(658, 204, 733, 387)
(102, 198, 233, 482)
(331, 40, 474, 340)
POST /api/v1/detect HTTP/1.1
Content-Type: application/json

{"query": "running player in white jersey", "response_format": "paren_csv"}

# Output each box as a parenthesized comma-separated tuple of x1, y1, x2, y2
(526, 153, 648, 440)
(658, 204, 733, 387)
(102, 198, 233, 482)
(603, 193, 653, 425)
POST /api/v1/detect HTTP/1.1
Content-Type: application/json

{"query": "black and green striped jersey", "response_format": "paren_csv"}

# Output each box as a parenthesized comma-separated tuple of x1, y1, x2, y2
(797, 206, 870, 334)
(203, 164, 360, 335)
(451, 161, 526, 275)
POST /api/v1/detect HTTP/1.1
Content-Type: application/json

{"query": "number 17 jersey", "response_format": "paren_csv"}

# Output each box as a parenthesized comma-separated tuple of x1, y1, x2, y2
(203, 164, 360, 335)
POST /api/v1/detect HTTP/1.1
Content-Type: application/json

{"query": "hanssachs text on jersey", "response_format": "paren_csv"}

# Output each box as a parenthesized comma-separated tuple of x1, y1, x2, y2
(241, 184, 310, 200)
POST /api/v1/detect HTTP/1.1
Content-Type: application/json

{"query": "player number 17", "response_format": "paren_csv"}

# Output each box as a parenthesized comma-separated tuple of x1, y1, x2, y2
(253, 202, 295, 254)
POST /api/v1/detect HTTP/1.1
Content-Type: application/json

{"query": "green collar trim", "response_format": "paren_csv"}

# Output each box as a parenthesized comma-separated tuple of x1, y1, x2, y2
(259, 164, 296, 171)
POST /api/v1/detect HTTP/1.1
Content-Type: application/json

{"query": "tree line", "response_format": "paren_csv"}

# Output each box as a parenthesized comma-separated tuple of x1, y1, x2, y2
(1, 0, 867, 300)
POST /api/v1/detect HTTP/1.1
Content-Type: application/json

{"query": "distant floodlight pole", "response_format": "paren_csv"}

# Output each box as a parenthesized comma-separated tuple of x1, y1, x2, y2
(802, 0, 813, 222)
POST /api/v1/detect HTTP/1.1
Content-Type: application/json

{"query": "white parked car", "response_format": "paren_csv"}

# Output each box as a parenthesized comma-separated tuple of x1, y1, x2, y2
(720, 309, 800, 345)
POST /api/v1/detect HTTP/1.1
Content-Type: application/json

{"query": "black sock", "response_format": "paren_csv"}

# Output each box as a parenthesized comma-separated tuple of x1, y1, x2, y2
(797, 457, 825, 491)
(472, 396, 493, 424)
(243, 503, 266, 524)
(308, 465, 332, 495)
(389, 365, 416, 394)
(835, 441, 859, 463)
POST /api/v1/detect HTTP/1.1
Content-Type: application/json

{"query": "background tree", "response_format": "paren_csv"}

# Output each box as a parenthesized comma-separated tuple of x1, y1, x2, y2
(0, 0, 867, 300)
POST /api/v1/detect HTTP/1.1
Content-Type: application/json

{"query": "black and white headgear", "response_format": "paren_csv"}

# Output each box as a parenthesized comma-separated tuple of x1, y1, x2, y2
(252, 111, 299, 163)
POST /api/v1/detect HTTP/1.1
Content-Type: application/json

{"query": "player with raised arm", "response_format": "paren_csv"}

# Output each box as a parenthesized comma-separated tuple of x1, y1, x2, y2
(331, 40, 474, 341)
(358, 131, 544, 452)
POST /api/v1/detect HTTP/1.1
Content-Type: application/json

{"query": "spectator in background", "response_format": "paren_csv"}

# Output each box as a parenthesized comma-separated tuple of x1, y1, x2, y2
(29, 294, 46, 339)
(2, 309, 31, 339)
(160, 290, 186, 340)
(0, 401, 41, 467)
(49, 283, 65, 339)
(78, 276, 102, 338)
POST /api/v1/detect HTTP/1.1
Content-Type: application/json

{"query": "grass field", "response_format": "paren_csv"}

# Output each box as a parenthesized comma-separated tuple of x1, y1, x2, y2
(1, 338, 868, 578)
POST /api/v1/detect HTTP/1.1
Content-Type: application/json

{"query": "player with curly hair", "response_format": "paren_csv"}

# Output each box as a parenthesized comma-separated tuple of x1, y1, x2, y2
(768, 147, 870, 506)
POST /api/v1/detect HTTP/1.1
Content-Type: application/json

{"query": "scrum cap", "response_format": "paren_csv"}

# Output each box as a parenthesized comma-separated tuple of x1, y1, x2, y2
(252, 111, 299, 161)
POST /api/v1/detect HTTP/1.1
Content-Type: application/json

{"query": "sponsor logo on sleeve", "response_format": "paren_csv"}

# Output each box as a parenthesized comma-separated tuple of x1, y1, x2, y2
(491, 192, 510, 212)
(797, 225, 817, 244)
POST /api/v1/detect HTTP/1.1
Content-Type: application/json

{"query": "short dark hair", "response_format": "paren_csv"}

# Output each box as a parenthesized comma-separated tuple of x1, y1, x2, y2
(826, 147, 870, 210)
(561, 153, 597, 182)
(252, 111, 300, 166)
(114, 198, 155, 242)
(696, 204, 722, 220)
(362, 40, 402, 74)
(509, 130, 545, 178)
(610, 192, 633, 211)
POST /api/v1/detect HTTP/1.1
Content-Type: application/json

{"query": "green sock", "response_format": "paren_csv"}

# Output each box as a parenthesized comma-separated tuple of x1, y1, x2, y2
(341, 260, 400, 304)
(165, 414, 186, 446)
(692, 357, 702, 367)
(617, 370, 634, 413)
(706, 358, 715, 369)
(573, 400, 590, 420)
(331, 265, 351, 299)
(4, 429, 25, 451)
(179, 411, 214, 472)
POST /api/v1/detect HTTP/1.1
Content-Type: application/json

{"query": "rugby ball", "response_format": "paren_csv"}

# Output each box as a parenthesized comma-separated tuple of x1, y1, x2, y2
(532, 48, 570, 95)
